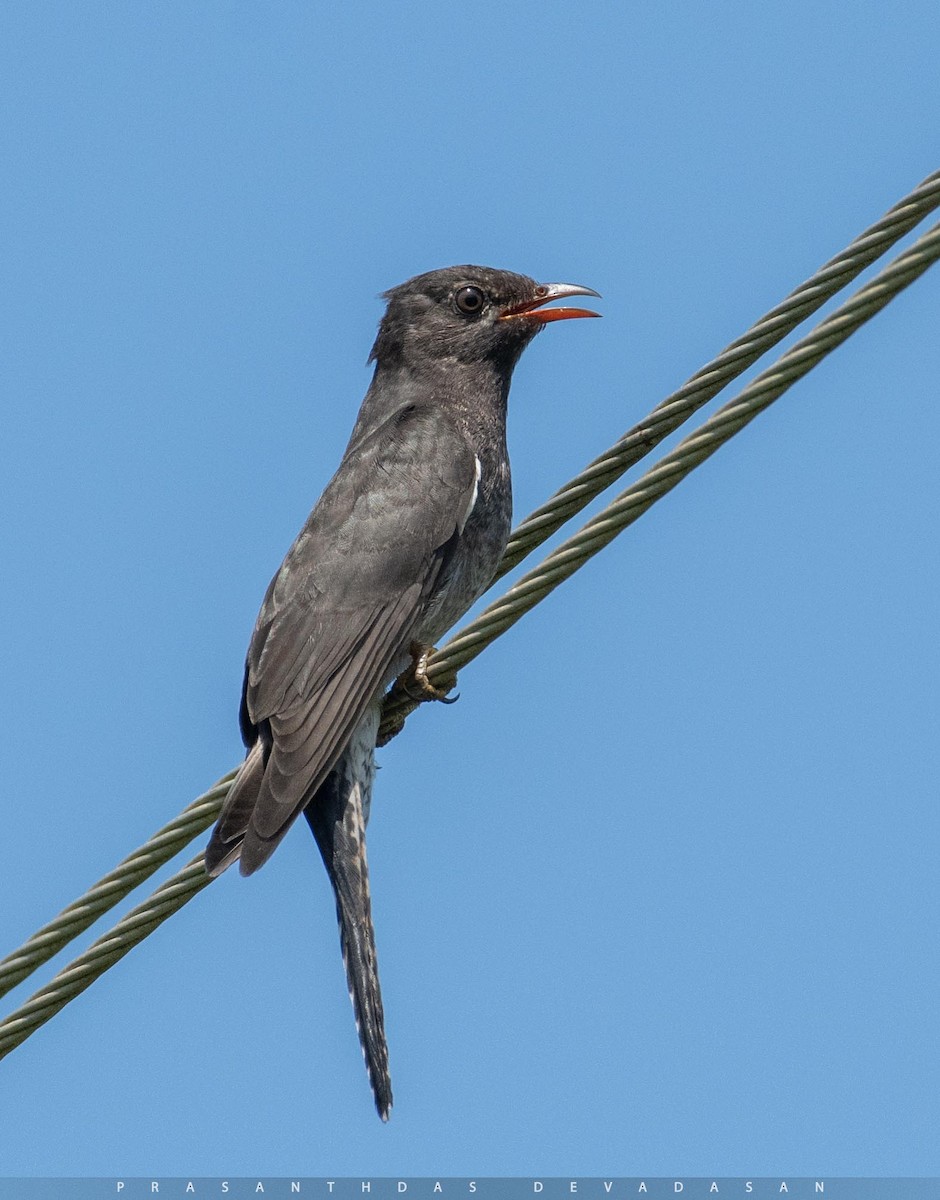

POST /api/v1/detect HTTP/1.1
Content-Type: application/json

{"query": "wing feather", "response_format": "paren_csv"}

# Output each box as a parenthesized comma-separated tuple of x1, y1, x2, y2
(221, 402, 477, 875)
(246, 586, 420, 848)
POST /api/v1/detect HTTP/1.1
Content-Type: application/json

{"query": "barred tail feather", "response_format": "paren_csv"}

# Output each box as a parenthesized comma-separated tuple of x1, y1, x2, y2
(304, 742, 392, 1121)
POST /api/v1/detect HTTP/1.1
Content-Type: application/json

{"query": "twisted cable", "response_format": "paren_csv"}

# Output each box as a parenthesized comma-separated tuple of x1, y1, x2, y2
(0, 182, 938, 1061)
(496, 168, 940, 579)
(0, 857, 211, 1057)
(379, 217, 940, 726)
(5, 173, 935, 1002)
(0, 774, 234, 1001)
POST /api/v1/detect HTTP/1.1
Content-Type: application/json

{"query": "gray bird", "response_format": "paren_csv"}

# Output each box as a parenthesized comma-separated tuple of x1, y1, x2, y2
(205, 265, 600, 1119)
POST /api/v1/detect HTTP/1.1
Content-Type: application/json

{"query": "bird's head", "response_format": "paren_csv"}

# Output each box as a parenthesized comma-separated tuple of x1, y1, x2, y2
(369, 265, 600, 373)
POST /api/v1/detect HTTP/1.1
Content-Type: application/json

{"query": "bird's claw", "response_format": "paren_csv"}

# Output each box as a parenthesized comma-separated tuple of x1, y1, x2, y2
(377, 646, 457, 746)
(398, 643, 459, 705)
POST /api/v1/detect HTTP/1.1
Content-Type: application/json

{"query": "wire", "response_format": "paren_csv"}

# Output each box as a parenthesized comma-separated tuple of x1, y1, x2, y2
(0, 774, 234, 1001)
(495, 169, 940, 579)
(1, 182, 938, 1062)
(379, 216, 940, 730)
(0, 858, 210, 1058)
(4, 171, 936, 1002)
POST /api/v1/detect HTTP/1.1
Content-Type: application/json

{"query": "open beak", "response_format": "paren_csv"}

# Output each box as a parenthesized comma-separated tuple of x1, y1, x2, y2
(498, 282, 602, 324)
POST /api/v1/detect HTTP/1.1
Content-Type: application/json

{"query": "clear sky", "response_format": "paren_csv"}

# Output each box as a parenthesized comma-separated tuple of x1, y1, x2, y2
(2, 0, 939, 1181)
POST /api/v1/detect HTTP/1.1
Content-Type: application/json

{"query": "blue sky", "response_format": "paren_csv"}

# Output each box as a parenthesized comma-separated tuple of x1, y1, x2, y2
(2, 0, 939, 1181)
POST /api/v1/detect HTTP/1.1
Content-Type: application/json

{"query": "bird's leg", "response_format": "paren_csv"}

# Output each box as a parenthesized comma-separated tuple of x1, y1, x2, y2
(398, 642, 459, 705)
(376, 643, 459, 747)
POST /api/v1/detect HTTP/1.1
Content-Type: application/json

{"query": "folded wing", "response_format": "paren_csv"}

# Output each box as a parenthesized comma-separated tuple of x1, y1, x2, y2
(205, 401, 478, 876)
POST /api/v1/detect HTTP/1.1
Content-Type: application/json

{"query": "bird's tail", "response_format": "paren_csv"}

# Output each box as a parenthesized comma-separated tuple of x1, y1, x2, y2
(304, 757, 392, 1121)
(204, 741, 265, 876)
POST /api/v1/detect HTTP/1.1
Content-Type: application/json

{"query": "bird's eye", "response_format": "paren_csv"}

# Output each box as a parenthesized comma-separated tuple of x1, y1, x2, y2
(454, 285, 486, 316)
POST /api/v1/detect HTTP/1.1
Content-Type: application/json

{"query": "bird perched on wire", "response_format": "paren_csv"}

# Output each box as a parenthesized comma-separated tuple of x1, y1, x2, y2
(204, 265, 600, 1119)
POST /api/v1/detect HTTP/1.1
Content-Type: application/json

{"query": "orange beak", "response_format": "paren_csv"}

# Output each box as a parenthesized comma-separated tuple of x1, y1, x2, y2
(498, 282, 602, 324)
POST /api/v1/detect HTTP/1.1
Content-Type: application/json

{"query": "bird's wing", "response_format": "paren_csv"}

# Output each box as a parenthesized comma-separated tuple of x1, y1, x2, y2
(211, 400, 478, 875)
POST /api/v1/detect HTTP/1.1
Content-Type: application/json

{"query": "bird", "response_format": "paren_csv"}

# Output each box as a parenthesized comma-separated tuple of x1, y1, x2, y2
(204, 265, 600, 1120)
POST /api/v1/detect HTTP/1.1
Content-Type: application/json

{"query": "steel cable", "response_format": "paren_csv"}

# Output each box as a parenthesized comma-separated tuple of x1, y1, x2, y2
(379, 216, 940, 728)
(495, 169, 940, 578)
(3, 171, 936, 1005)
(1, 183, 938, 1062)
(0, 775, 234, 1000)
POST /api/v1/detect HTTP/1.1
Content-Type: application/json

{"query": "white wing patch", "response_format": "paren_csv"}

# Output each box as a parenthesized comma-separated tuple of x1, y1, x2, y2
(458, 455, 482, 534)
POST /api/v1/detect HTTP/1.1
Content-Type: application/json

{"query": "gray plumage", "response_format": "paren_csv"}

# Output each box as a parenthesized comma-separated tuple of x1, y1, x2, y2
(204, 265, 599, 1119)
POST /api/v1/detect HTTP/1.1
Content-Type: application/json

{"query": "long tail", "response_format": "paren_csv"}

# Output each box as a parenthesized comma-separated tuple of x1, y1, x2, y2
(203, 715, 392, 1118)
(304, 750, 392, 1121)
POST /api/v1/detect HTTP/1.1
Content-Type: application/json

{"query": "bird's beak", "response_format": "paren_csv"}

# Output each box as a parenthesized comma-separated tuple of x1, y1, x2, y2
(498, 282, 602, 324)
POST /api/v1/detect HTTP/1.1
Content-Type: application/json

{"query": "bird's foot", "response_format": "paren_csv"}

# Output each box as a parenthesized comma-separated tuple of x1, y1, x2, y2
(398, 642, 459, 705)
(377, 644, 459, 746)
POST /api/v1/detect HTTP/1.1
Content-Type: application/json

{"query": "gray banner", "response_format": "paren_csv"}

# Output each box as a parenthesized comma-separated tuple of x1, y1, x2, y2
(1, 1180, 939, 1200)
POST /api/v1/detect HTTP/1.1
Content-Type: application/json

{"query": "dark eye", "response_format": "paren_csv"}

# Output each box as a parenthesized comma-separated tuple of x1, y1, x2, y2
(454, 285, 486, 316)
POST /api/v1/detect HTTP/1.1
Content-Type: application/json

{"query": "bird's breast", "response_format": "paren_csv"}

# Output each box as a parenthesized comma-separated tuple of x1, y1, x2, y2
(418, 452, 511, 644)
